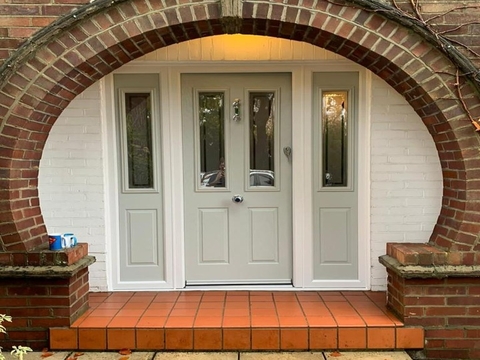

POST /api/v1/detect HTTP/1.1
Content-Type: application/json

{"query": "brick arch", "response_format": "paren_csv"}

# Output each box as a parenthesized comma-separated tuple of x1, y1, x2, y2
(0, 0, 479, 255)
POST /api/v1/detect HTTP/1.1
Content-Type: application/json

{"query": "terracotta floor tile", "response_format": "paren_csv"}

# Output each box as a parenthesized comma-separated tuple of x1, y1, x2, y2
(226, 297, 249, 304)
(136, 316, 167, 328)
(201, 295, 226, 302)
(396, 327, 425, 348)
(172, 302, 201, 309)
(222, 316, 251, 328)
(164, 316, 195, 328)
(251, 328, 280, 350)
(154, 293, 180, 302)
(335, 316, 366, 327)
(225, 301, 250, 309)
(297, 293, 322, 301)
(338, 328, 367, 349)
(71, 314, 89, 327)
(142, 308, 172, 317)
(250, 302, 275, 309)
(147, 302, 175, 310)
(276, 308, 305, 317)
(321, 295, 348, 302)
(169, 308, 198, 317)
(362, 315, 396, 327)
(194, 328, 222, 350)
(107, 328, 135, 350)
(199, 301, 225, 309)
(280, 328, 308, 350)
(176, 295, 202, 302)
(251, 316, 279, 327)
(251, 308, 277, 316)
(50, 328, 77, 350)
(278, 316, 308, 327)
(107, 316, 139, 328)
(368, 327, 395, 349)
(165, 329, 193, 350)
(310, 328, 338, 349)
(95, 302, 124, 310)
(78, 328, 107, 350)
(119, 302, 148, 310)
(302, 307, 332, 316)
(250, 295, 274, 301)
(194, 316, 223, 327)
(77, 316, 112, 328)
(89, 309, 119, 317)
(136, 328, 164, 349)
(116, 309, 145, 317)
(224, 308, 250, 317)
(306, 316, 337, 327)
(223, 328, 251, 350)
(196, 308, 224, 317)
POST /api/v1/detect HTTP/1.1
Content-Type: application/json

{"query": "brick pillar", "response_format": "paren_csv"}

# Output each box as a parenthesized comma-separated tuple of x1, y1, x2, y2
(0, 243, 94, 350)
(380, 243, 480, 360)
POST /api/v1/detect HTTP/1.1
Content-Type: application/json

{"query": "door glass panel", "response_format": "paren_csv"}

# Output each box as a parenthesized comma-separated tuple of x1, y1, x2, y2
(199, 93, 226, 188)
(322, 91, 348, 187)
(125, 92, 154, 189)
(249, 92, 275, 187)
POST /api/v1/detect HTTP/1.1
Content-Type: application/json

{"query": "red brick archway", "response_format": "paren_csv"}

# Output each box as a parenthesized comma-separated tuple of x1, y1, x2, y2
(1, 0, 479, 256)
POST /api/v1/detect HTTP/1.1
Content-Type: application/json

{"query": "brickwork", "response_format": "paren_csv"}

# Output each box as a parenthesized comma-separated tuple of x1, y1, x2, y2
(387, 269, 480, 360)
(0, 262, 92, 350)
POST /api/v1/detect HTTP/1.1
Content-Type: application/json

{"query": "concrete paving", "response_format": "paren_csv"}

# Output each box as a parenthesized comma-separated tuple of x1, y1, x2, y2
(5, 351, 412, 360)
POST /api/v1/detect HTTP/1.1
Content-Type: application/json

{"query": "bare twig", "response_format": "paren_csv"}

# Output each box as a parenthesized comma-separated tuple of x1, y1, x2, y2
(426, 5, 480, 24)
(454, 69, 480, 132)
(446, 37, 480, 58)
(435, 22, 480, 36)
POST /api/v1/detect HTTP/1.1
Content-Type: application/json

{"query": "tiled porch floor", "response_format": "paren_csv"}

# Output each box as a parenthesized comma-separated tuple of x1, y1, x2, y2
(50, 291, 424, 351)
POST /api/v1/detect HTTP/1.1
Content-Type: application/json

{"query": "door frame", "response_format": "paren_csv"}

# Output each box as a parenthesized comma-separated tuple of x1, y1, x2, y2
(104, 61, 371, 290)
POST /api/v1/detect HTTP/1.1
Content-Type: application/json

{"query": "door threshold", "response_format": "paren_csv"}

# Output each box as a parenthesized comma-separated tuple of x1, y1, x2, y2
(184, 284, 294, 291)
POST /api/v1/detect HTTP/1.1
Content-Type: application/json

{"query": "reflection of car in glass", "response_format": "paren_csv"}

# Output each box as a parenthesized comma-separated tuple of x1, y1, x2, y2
(200, 170, 274, 187)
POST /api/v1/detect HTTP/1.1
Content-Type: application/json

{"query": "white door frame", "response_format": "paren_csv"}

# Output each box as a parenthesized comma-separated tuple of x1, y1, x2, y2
(103, 61, 371, 290)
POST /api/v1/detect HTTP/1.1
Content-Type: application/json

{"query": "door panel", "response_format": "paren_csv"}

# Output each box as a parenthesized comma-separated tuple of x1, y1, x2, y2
(115, 74, 165, 283)
(182, 73, 292, 285)
(313, 72, 359, 281)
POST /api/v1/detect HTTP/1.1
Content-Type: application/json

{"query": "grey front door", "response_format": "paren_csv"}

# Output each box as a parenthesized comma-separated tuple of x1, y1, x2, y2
(182, 73, 292, 285)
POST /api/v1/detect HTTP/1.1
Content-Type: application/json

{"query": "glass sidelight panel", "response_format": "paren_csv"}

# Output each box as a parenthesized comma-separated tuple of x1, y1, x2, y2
(199, 93, 226, 188)
(125, 92, 154, 189)
(322, 91, 348, 187)
(249, 92, 275, 187)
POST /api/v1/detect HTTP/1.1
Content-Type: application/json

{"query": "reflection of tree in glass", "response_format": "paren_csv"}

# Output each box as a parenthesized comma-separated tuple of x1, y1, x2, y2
(126, 94, 153, 188)
(199, 94, 225, 174)
(323, 93, 347, 186)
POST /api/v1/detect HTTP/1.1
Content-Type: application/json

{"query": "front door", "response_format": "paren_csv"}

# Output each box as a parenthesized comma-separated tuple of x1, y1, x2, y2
(182, 73, 292, 285)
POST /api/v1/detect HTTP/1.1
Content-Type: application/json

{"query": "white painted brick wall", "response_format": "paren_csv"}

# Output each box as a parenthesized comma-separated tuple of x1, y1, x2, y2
(37, 40, 442, 292)
(369, 74, 443, 290)
(38, 82, 107, 291)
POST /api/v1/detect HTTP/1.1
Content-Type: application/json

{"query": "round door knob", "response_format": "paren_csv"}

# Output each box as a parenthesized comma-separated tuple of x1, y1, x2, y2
(232, 195, 244, 203)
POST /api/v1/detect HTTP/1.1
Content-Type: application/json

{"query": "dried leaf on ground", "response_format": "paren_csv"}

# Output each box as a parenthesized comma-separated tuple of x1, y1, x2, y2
(119, 348, 132, 355)
(330, 351, 342, 357)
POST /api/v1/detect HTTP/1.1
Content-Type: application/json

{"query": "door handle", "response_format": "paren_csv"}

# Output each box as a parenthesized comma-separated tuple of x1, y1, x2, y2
(232, 99, 241, 122)
(232, 195, 244, 203)
(283, 146, 292, 160)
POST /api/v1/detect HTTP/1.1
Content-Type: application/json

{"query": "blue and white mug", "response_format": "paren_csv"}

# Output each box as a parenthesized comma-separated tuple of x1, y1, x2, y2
(48, 233, 64, 251)
(62, 233, 77, 248)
